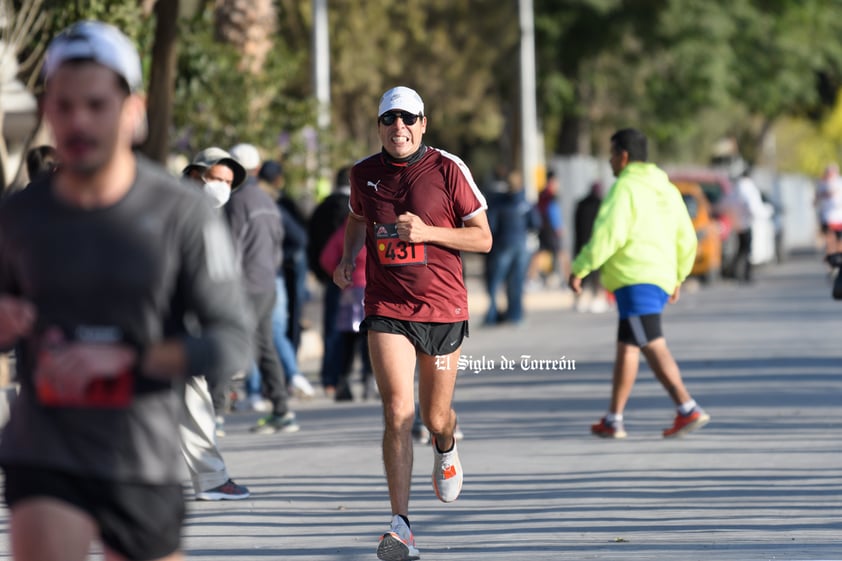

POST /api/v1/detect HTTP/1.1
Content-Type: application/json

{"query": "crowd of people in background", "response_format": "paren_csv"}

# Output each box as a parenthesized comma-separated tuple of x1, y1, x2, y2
(22, 135, 837, 421)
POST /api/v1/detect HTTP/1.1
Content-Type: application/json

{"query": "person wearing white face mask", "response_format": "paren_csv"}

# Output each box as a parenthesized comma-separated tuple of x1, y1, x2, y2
(201, 179, 231, 208)
(181, 147, 245, 208)
(177, 147, 252, 501)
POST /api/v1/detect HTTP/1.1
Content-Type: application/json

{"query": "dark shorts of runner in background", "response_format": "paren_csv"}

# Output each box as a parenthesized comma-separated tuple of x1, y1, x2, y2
(617, 313, 663, 347)
(3, 464, 185, 561)
(363, 315, 469, 356)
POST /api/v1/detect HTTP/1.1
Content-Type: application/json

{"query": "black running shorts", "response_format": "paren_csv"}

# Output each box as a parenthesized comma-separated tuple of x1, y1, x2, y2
(3, 465, 185, 561)
(363, 315, 468, 356)
(617, 313, 664, 347)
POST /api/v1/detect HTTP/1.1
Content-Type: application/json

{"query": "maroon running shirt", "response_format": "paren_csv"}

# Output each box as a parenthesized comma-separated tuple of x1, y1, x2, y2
(350, 147, 487, 323)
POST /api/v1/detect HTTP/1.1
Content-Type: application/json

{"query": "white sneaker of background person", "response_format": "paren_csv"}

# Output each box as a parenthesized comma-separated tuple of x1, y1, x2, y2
(431, 437, 463, 503)
(589, 296, 610, 314)
(235, 394, 271, 412)
(290, 373, 315, 398)
(377, 515, 420, 561)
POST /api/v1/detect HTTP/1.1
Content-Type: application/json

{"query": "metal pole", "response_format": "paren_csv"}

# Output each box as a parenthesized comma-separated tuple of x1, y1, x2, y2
(313, 0, 331, 131)
(312, 0, 331, 200)
(519, 0, 539, 202)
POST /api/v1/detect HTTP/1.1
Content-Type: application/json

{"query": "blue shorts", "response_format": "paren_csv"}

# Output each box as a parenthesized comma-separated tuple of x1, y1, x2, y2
(613, 284, 669, 320)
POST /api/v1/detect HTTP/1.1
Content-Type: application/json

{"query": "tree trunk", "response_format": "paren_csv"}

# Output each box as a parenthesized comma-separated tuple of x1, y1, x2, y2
(139, 0, 180, 163)
(557, 114, 591, 156)
(214, 0, 276, 75)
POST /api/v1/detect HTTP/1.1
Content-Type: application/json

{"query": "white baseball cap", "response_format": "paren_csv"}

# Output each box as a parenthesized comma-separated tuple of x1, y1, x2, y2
(44, 20, 143, 92)
(378, 86, 424, 118)
(230, 143, 262, 172)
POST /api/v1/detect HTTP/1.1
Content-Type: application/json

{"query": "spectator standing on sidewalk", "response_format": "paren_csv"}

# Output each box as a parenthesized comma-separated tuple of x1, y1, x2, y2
(230, 145, 314, 401)
(573, 181, 609, 313)
(724, 167, 767, 283)
(224, 144, 299, 434)
(308, 166, 353, 396)
(320, 217, 374, 401)
(179, 147, 253, 500)
(483, 167, 540, 326)
(527, 171, 567, 288)
(258, 159, 310, 354)
(569, 128, 710, 440)
(816, 163, 842, 255)
(334, 86, 491, 561)
(25, 145, 58, 185)
(0, 21, 252, 561)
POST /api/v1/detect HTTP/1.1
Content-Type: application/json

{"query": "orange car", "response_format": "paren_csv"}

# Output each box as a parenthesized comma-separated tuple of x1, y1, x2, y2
(673, 180, 722, 282)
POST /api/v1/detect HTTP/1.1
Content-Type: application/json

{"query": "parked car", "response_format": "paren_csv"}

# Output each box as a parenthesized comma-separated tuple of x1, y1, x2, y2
(668, 168, 778, 271)
(673, 180, 722, 283)
(669, 169, 736, 270)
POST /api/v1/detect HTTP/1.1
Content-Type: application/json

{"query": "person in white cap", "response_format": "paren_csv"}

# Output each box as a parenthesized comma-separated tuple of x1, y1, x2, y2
(0, 20, 252, 561)
(223, 143, 300, 434)
(334, 86, 492, 561)
(228, 144, 316, 402)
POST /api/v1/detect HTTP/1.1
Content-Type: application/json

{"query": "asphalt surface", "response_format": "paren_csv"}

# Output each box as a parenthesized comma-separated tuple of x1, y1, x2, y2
(1, 252, 840, 560)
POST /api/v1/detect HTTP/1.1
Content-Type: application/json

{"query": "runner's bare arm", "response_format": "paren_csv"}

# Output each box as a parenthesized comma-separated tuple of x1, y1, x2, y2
(334, 212, 367, 289)
(396, 211, 492, 253)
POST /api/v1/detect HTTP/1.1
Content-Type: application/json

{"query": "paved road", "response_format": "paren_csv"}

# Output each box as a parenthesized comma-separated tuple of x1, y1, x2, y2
(1, 253, 839, 560)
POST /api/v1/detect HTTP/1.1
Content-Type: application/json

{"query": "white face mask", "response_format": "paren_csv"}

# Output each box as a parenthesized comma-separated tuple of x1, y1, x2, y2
(202, 180, 231, 208)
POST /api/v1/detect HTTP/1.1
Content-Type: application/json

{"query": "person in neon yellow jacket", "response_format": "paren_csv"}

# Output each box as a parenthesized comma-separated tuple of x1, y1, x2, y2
(569, 128, 710, 439)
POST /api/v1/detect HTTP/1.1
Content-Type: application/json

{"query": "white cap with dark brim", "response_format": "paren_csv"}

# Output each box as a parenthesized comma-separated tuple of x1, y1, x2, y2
(378, 86, 424, 118)
(43, 20, 143, 92)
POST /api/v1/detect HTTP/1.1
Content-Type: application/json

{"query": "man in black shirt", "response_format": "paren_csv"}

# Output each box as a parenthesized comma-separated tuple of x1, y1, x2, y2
(307, 166, 352, 394)
(0, 21, 251, 561)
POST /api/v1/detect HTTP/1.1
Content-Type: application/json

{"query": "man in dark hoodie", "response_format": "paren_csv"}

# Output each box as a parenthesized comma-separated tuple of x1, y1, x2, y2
(224, 143, 299, 434)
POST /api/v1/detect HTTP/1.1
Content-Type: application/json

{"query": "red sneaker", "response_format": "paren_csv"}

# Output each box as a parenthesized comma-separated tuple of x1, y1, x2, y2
(591, 417, 627, 439)
(663, 408, 710, 438)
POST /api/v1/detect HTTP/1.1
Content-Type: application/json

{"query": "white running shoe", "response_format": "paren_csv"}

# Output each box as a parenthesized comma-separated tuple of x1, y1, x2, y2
(432, 438, 463, 503)
(377, 515, 420, 561)
(290, 373, 315, 398)
(234, 394, 272, 412)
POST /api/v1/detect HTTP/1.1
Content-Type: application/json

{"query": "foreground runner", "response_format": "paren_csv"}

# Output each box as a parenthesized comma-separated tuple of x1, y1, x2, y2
(0, 21, 251, 561)
(334, 86, 491, 561)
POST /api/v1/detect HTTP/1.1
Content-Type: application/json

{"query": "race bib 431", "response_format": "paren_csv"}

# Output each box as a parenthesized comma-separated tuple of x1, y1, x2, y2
(375, 223, 427, 267)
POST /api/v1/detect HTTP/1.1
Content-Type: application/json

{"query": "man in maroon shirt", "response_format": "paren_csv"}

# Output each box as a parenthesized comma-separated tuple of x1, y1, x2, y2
(334, 86, 492, 561)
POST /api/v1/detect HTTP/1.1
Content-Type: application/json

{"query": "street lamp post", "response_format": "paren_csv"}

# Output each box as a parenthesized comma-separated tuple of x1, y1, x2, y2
(312, 0, 331, 199)
(519, 0, 539, 202)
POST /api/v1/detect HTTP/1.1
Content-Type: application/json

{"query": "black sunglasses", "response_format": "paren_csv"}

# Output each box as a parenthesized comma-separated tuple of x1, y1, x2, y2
(379, 111, 421, 126)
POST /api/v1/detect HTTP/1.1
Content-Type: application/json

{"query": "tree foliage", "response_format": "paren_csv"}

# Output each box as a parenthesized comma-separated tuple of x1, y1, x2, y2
(276, 0, 519, 173)
(534, 0, 842, 166)
(13, 0, 842, 179)
(172, 8, 313, 155)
